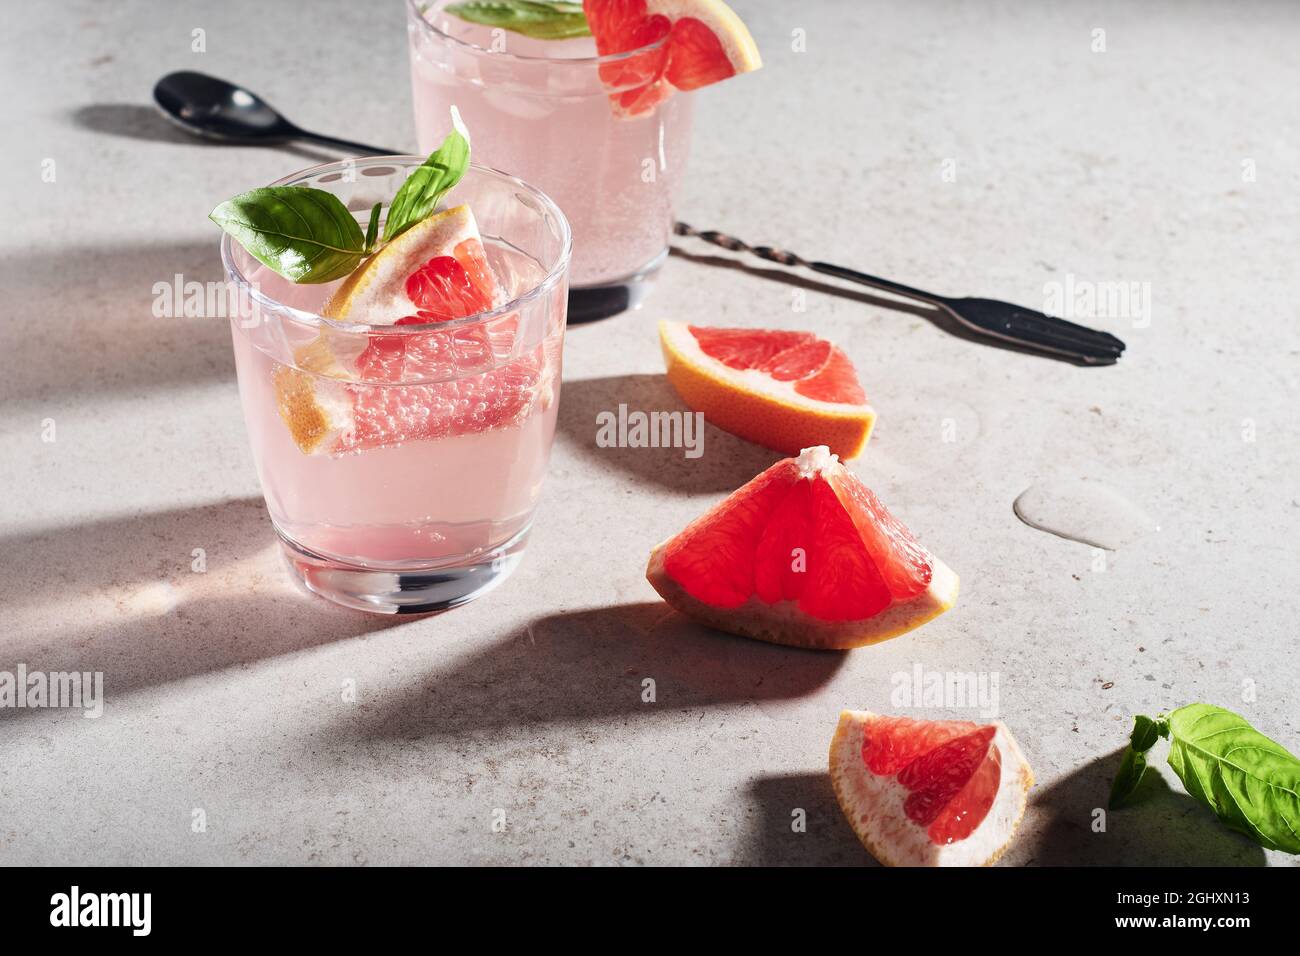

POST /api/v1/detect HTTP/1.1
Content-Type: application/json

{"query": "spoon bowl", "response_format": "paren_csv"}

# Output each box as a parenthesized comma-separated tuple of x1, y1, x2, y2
(152, 70, 397, 154)
(153, 71, 295, 143)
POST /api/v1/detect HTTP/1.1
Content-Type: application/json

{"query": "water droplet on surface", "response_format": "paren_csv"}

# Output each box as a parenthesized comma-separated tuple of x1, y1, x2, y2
(1013, 479, 1159, 550)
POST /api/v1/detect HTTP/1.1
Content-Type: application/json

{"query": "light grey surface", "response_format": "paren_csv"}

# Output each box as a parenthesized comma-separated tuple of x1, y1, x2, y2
(2, 0, 1297, 866)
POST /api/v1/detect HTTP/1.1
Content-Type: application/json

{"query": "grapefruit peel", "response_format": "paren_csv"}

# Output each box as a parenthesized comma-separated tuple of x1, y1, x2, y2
(659, 321, 876, 460)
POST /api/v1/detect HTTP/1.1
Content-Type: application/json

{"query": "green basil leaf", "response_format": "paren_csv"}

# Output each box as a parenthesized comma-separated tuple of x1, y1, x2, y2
(210, 186, 366, 284)
(445, 1, 590, 40)
(364, 201, 382, 254)
(383, 108, 471, 242)
(1108, 714, 1167, 809)
(1165, 704, 1300, 853)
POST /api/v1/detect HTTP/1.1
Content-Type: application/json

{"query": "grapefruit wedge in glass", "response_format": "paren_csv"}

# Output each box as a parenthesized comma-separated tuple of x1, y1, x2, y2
(660, 321, 876, 460)
(829, 711, 1034, 866)
(584, 0, 762, 116)
(273, 204, 544, 456)
(645, 446, 957, 649)
(322, 204, 502, 324)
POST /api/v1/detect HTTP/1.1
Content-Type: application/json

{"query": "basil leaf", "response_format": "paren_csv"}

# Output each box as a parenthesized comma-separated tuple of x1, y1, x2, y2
(1165, 704, 1300, 853)
(445, 1, 590, 40)
(210, 186, 366, 284)
(383, 108, 471, 242)
(364, 201, 382, 254)
(1108, 714, 1167, 809)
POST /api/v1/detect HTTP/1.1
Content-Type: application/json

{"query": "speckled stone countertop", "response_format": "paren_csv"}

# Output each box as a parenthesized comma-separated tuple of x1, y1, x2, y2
(1, 0, 1297, 865)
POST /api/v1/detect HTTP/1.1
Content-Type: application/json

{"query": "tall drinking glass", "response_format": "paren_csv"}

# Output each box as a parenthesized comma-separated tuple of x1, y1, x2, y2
(222, 157, 571, 613)
(406, 0, 694, 316)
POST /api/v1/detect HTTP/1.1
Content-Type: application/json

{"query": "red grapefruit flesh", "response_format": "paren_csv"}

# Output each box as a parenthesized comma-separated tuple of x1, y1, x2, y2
(688, 326, 816, 370)
(770, 340, 869, 404)
(830, 711, 1035, 866)
(860, 715, 983, 775)
(925, 739, 1003, 845)
(695, 329, 864, 405)
(584, 0, 762, 117)
(274, 206, 547, 456)
(645, 446, 958, 649)
(399, 239, 498, 323)
(665, 16, 738, 89)
(895, 724, 999, 842)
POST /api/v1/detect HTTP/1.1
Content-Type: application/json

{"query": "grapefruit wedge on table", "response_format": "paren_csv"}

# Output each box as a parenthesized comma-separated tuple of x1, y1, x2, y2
(584, 0, 762, 116)
(829, 711, 1034, 866)
(274, 205, 544, 456)
(646, 446, 957, 649)
(660, 321, 876, 459)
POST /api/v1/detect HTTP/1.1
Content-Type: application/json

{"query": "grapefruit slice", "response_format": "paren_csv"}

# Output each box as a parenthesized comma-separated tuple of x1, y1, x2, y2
(829, 711, 1034, 866)
(323, 204, 503, 324)
(659, 321, 876, 460)
(584, 0, 762, 117)
(273, 205, 545, 456)
(645, 446, 957, 649)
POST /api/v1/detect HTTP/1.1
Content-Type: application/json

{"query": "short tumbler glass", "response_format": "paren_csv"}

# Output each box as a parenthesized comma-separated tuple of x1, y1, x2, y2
(222, 156, 571, 613)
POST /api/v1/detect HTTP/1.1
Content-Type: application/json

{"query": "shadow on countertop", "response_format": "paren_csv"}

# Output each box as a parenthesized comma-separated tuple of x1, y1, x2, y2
(1024, 746, 1266, 866)
(3, 104, 356, 409)
(0, 240, 233, 406)
(737, 772, 875, 866)
(0, 497, 404, 706)
(330, 602, 845, 742)
(669, 246, 932, 321)
(69, 103, 339, 163)
(556, 373, 781, 494)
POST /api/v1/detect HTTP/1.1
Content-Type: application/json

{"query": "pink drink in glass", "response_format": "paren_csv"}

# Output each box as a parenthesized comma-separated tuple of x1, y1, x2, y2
(406, 0, 694, 305)
(223, 158, 570, 613)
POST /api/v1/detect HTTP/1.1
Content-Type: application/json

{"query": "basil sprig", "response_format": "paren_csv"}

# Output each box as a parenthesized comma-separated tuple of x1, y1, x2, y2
(1109, 704, 1300, 853)
(210, 109, 471, 283)
(445, 1, 590, 40)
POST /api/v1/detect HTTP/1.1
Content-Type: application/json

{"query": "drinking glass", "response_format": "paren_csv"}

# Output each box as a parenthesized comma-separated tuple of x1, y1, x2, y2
(406, 0, 694, 316)
(222, 156, 571, 613)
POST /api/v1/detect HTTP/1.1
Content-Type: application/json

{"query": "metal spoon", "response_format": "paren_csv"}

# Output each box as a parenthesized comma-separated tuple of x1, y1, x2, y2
(153, 71, 398, 154)
(674, 224, 1126, 364)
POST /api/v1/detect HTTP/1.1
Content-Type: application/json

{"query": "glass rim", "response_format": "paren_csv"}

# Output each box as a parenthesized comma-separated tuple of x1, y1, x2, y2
(220, 156, 573, 337)
(405, 0, 669, 66)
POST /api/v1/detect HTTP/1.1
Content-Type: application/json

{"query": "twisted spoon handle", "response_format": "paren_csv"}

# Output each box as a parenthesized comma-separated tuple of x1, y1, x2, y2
(673, 222, 810, 268)
(673, 222, 943, 305)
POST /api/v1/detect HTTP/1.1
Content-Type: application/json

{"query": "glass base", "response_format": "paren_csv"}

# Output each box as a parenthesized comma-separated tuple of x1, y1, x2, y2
(276, 526, 530, 615)
(567, 246, 668, 323)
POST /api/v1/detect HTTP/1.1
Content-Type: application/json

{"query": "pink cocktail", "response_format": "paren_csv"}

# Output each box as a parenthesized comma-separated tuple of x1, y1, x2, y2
(407, 0, 694, 310)
(223, 157, 571, 613)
